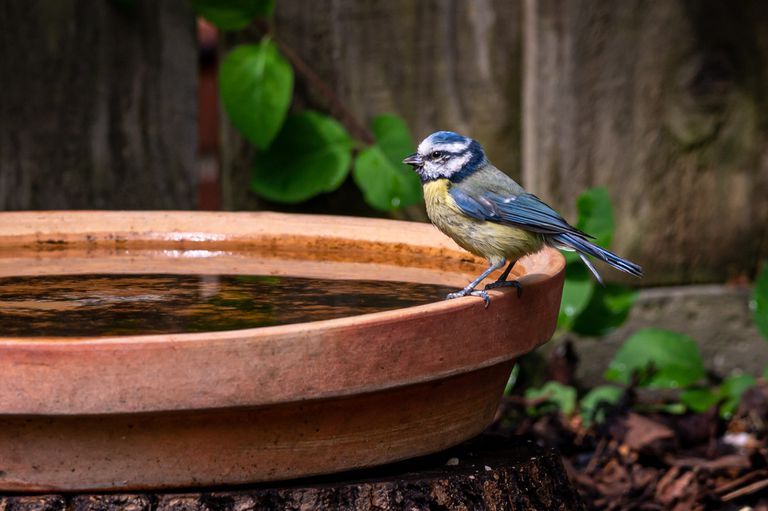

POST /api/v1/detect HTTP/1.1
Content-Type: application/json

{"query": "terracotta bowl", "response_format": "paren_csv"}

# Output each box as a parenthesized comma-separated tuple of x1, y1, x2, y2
(0, 211, 564, 491)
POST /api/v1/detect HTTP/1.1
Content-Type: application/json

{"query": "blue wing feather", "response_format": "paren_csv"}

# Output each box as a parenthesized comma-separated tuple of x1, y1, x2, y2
(449, 188, 593, 238)
(448, 186, 642, 278)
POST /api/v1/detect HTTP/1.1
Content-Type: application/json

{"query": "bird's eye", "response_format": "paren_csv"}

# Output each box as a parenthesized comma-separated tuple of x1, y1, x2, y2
(430, 151, 443, 160)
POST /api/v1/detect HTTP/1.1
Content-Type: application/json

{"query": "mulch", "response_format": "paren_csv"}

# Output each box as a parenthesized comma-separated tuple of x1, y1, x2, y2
(495, 377, 768, 510)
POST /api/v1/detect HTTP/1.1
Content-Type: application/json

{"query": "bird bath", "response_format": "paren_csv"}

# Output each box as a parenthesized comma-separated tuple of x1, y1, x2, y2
(0, 211, 564, 491)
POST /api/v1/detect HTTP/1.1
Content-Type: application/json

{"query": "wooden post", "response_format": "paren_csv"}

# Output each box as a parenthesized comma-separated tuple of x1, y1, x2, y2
(523, 0, 768, 284)
(0, 0, 197, 210)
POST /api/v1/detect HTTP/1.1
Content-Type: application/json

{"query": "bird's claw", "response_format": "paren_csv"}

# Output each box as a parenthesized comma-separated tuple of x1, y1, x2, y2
(446, 289, 491, 308)
(484, 279, 523, 298)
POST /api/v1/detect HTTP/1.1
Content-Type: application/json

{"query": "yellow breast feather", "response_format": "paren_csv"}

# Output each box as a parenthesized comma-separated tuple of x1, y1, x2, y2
(422, 179, 544, 263)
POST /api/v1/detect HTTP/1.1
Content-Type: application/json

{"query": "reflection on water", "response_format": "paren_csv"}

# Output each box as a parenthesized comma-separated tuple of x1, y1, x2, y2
(0, 274, 456, 337)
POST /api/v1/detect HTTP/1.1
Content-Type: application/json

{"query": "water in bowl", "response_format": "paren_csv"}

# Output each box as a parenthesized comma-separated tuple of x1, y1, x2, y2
(0, 274, 456, 337)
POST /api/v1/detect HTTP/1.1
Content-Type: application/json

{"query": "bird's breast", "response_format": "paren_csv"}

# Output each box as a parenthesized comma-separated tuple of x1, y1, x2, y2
(422, 179, 544, 262)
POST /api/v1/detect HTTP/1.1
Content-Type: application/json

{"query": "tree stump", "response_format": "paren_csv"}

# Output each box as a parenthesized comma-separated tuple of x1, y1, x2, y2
(0, 435, 584, 510)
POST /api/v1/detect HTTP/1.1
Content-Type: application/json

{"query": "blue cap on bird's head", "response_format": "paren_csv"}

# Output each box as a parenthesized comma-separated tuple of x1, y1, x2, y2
(403, 131, 487, 183)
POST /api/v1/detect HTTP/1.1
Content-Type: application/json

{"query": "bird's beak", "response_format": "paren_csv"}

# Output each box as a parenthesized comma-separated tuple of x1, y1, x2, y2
(402, 153, 423, 167)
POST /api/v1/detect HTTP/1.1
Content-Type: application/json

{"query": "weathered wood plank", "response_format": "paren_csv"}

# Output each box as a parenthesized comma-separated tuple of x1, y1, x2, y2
(523, 0, 768, 284)
(0, 0, 197, 210)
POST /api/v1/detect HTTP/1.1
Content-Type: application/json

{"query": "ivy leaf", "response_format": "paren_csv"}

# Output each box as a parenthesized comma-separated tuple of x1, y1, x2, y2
(570, 284, 638, 336)
(558, 262, 595, 330)
(575, 186, 614, 249)
(580, 385, 623, 425)
(371, 115, 415, 166)
(352, 115, 422, 211)
(353, 147, 422, 210)
(251, 112, 353, 203)
(525, 381, 577, 416)
(719, 374, 756, 419)
(752, 264, 768, 341)
(680, 387, 720, 413)
(605, 328, 706, 388)
(219, 41, 293, 149)
(191, 0, 274, 31)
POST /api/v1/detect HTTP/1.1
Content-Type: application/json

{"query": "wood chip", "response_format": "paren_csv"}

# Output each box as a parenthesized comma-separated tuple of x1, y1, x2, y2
(723, 479, 768, 502)
(624, 413, 675, 451)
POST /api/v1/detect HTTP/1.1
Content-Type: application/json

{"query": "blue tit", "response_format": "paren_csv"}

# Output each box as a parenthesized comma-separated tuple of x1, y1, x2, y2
(403, 131, 642, 306)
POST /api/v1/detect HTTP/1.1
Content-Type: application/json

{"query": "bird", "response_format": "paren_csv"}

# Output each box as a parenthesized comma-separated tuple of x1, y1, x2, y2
(402, 131, 642, 306)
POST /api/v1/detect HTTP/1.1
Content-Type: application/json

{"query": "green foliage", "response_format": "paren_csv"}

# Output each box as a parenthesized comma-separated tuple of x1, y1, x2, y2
(752, 264, 768, 340)
(504, 363, 521, 395)
(191, 0, 274, 30)
(525, 381, 577, 416)
(719, 374, 756, 418)
(679, 387, 720, 413)
(679, 374, 756, 418)
(352, 115, 422, 211)
(557, 187, 638, 335)
(201, 2, 421, 211)
(570, 284, 638, 336)
(605, 328, 706, 388)
(558, 263, 594, 328)
(580, 385, 623, 425)
(574, 187, 614, 249)
(251, 112, 353, 202)
(219, 41, 293, 149)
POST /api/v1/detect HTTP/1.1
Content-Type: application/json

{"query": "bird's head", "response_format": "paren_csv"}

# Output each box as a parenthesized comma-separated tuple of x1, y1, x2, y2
(403, 131, 487, 182)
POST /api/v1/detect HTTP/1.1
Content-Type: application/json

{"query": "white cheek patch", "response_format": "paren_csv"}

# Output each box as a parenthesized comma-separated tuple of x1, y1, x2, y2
(419, 153, 471, 181)
(443, 153, 471, 176)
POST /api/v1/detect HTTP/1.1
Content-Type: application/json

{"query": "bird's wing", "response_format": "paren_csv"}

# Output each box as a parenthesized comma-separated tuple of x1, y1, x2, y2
(449, 187, 594, 238)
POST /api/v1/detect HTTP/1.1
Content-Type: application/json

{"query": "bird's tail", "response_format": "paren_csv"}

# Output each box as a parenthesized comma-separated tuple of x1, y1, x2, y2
(551, 232, 643, 284)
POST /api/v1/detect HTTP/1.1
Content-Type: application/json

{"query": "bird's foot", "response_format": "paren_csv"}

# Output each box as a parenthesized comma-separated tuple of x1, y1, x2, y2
(484, 279, 523, 298)
(446, 288, 491, 308)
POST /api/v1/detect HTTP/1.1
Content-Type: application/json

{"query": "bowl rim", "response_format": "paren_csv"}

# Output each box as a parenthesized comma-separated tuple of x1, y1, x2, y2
(0, 211, 565, 415)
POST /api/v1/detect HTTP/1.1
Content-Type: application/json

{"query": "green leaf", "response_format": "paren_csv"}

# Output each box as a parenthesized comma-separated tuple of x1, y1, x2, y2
(251, 112, 353, 203)
(680, 387, 720, 413)
(575, 187, 614, 248)
(558, 262, 595, 330)
(503, 364, 520, 396)
(219, 41, 293, 149)
(353, 147, 422, 210)
(605, 328, 706, 388)
(525, 381, 577, 416)
(570, 284, 638, 336)
(580, 385, 623, 425)
(557, 187, 622, 331)
(371, 115, 415, 165)
(191, 0, 274, 30)
(719, 374, 756, 419)
(752, 264, 768, 341)
(353, 115, 422, 211)
(659, 402, 688, 415)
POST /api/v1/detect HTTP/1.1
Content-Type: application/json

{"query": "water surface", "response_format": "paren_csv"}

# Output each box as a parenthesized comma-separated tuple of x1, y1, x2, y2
(0, 274, 455, 337)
